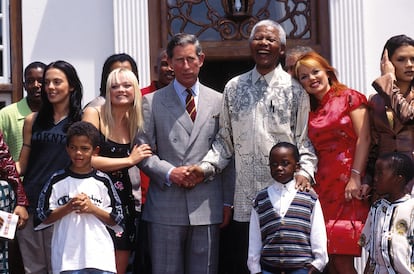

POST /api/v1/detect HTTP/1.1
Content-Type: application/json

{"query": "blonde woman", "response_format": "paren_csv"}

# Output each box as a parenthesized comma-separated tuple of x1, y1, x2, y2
(83, 68, 152, 274)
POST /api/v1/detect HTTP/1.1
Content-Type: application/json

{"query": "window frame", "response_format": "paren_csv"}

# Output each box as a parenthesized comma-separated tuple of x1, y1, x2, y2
(0, 0, 23, 103)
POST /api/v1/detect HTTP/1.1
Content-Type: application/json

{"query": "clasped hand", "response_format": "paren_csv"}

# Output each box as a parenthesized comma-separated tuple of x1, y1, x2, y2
(170, 165, 205, 189)
(70, 193, 94, 214)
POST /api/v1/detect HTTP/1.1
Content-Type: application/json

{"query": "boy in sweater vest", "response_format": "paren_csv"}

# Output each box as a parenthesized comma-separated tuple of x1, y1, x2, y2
(248, 142, 328, 274)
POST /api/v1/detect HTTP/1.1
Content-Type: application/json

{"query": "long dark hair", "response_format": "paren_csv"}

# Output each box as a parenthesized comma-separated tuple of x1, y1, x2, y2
(99, 53, 139, 97)
(382, 34, 414, 87)
(36, 60, 83, 131)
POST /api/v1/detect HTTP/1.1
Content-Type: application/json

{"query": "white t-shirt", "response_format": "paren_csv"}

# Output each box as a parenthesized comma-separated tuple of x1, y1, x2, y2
(37, 168, 124, 274)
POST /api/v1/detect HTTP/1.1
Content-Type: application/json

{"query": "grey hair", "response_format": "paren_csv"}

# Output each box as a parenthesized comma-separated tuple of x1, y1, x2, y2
(249, 19, 286, 46)
(166, 33, 203, 58)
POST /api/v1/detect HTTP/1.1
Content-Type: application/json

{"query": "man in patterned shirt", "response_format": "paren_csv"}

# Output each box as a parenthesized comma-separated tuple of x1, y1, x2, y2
(190, 19, 317, 274)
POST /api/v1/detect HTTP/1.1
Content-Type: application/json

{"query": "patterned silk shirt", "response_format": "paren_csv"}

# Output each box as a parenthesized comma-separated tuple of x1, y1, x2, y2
(0, 131, 28, 206)
(201, 65, 317, 222)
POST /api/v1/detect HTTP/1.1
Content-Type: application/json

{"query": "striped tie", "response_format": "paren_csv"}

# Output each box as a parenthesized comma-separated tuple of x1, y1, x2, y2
(185, 88, 196, 122)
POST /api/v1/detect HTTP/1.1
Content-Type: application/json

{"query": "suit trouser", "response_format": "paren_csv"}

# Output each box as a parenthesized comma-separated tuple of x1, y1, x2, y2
(17, 214, 53, 274)
(148, 222, 219, 274)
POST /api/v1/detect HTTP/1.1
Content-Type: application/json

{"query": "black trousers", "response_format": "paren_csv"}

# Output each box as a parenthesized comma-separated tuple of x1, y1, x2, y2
(218, 220, 250, 274)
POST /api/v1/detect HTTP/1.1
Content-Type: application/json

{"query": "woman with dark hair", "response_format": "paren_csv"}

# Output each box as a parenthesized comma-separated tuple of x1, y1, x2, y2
(295, 52, 371, 274)
(87, 53, 139, 108)
(365, 34, 414, 194)
(16, 60, 83, 274)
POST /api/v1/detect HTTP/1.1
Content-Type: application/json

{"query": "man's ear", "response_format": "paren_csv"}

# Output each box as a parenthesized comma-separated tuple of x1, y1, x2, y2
(198, 53, 205, 67)
(279, 44, 286, 56)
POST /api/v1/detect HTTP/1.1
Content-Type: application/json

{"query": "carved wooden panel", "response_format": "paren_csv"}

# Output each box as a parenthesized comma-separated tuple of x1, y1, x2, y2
(150, 0, 329, 61)
(148, 0, 330, 87)
(167, 0, 311, 41)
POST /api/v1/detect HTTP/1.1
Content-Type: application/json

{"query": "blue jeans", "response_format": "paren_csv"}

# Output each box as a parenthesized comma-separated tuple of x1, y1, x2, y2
(61, 269, 115, 274)
(262, 267, 309, 274)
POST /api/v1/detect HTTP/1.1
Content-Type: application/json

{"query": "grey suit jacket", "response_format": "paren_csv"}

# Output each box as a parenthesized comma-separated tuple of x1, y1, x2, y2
(136, 82, 233, 226)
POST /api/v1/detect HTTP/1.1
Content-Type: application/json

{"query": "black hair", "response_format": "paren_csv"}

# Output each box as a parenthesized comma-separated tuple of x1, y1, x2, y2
(24, 61, 47, 80)
(166, 33, 202, 59)
(36, 60, 83, 132)
(378, 152, 414, 184)
(66, 121, 100, 149)
(383, 35, 414, 60)
(99, 53, 139, 97)
(382, 35, 414, 86)
(269, 142, 300, 163)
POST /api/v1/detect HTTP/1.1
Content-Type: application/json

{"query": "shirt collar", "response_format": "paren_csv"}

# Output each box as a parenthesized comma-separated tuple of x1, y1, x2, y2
(273, 178, 296, 193)
(173, 79, 200, 97)
(252, 64, 285, 86)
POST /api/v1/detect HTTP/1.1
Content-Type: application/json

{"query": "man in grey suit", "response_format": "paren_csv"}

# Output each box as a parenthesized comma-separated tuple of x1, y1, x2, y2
(135, 33, 232, 274)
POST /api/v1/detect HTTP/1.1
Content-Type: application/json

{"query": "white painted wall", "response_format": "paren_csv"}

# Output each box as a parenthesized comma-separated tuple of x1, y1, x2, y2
(362, 0, 414, 95)
(22, 0, 115, 106)
(330, 0, 414, 96)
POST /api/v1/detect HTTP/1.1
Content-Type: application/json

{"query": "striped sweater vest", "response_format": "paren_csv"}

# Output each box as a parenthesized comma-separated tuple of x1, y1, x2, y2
(253, 187, 318, 270)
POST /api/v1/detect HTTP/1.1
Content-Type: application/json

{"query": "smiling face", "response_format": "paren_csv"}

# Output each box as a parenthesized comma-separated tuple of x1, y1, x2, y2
(297, 63, 331, 100)
(390, 45, 414, 85)
(44, 68, 73, 105)
(269, 146, 299, 184)
(109, 72, 136, 106)
(66, 135, 98, 174)
(250, 25, 285, 75)
(157, 51, 175, 87)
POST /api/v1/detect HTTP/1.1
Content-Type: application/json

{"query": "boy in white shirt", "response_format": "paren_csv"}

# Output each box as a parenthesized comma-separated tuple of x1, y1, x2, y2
(359, 152, 414, 273)
(248, 142, 328, 274)
(37, 121, 123, 274)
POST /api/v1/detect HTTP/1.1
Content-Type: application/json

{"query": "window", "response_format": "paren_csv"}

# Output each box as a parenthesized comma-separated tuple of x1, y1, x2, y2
(0, 0, 10, 84)
(0, 0, 23, 107)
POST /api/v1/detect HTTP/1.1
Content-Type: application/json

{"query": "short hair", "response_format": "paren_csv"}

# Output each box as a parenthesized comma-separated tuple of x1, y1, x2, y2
(249, 19, 286, 46)
(166, 33, 203, 59)
(269, 142, 300, 163)
(99, 53, 139, 97)
(378, 152, 414, 184)
(24, 61, 46, 80)
(66, 121, 100, 149)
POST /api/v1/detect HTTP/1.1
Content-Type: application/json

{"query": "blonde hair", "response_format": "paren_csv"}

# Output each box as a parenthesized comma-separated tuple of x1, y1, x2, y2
(102, 68, 143, 145)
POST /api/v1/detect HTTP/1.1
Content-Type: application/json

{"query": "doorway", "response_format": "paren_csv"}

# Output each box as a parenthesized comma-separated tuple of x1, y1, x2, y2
(199, 59, 255, 93)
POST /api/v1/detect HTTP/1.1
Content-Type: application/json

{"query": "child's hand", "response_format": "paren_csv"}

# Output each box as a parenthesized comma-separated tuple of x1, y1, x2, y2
(71, 193, 95, 214)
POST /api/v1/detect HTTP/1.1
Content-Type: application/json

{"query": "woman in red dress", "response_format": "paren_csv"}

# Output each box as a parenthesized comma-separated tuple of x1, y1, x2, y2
(295, 52, 371, 274)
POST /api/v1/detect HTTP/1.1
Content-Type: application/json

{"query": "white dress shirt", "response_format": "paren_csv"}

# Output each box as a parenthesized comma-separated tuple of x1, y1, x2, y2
(248, 179, 328, 273)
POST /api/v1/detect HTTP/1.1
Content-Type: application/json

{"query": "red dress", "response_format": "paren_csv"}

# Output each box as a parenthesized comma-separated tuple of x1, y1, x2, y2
(308, 88, 369, 223)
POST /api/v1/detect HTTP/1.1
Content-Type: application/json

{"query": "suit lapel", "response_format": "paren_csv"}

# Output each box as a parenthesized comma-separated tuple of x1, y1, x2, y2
(160, 85, 194, 136)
